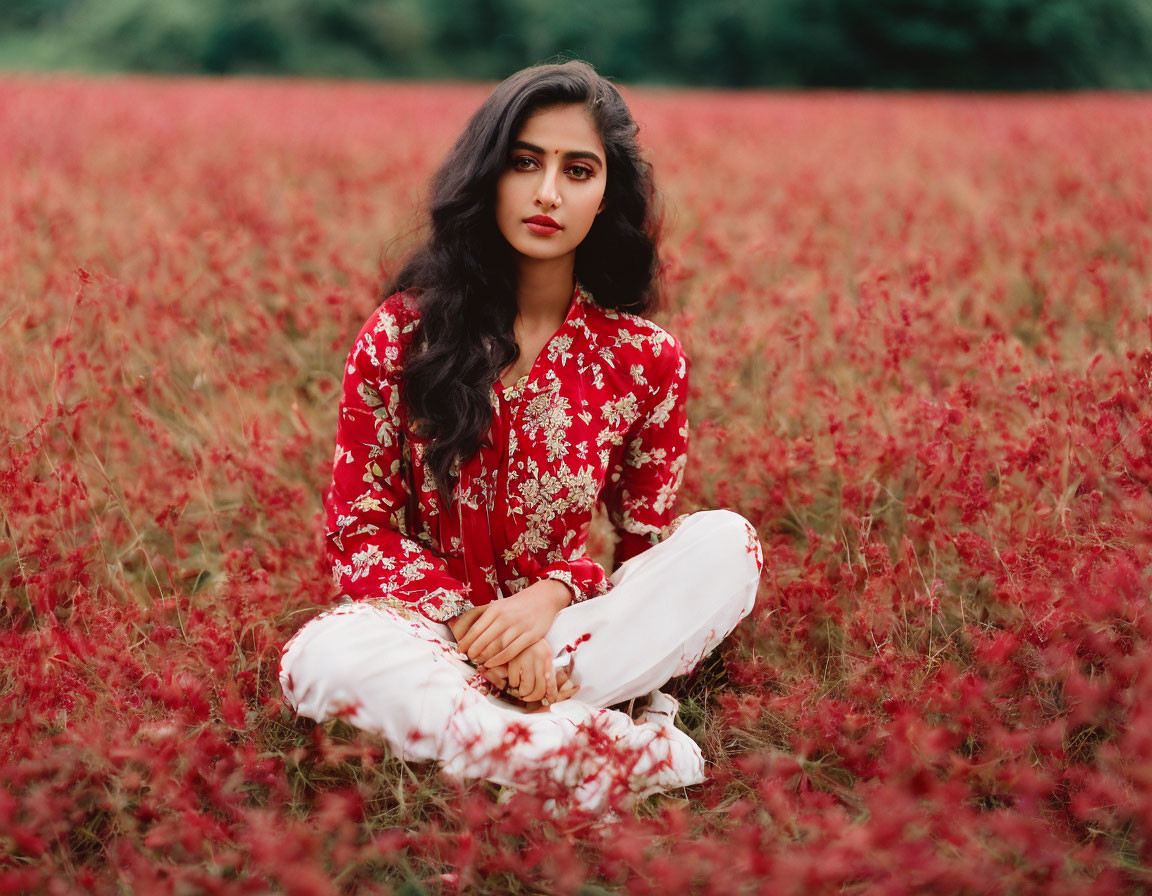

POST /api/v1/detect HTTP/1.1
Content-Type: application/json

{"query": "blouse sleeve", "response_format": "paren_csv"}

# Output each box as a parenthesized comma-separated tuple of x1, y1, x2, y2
(324, 301, 475, 623)
(533, 554, 611, 606)
(601, 331, 691, 571)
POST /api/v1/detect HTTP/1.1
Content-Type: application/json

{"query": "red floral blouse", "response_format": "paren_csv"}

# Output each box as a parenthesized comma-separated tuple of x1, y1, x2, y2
(324, 282, 690, 623)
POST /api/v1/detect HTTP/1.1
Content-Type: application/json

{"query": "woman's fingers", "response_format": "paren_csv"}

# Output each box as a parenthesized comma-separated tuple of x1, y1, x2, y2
(521, 655, 541, 703)
(483, 664, 508, 687)
(517, 661, 536, 702)
(456, 612, 489, 654)
(541, 664, 559, 706)
(557, 679, 579, 700)
(459, 607, 513, 655)
(467, 623, 513, 663)
(465, 614, 525, 663)
(482, 631, 535, 668)
(449, 605, 486, 642)
(522, 653, 546, 703)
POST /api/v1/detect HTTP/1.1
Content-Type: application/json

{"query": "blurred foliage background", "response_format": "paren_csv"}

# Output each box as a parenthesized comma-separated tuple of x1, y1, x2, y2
(2, 0, 1151, 87)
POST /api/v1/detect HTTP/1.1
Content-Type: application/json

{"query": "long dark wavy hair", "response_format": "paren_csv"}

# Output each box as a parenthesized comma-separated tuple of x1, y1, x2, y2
(386, 59, 663, 504)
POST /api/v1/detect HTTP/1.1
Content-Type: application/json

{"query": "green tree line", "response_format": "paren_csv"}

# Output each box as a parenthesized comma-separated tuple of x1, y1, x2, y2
(2, 0, 1151, 87)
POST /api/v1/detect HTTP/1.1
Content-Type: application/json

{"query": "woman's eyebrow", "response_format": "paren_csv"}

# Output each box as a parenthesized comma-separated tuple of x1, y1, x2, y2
(511, 140, 603, 166)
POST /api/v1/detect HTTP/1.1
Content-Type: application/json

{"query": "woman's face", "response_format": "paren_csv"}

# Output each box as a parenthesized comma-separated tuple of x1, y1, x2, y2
(495, 103, 607, 268)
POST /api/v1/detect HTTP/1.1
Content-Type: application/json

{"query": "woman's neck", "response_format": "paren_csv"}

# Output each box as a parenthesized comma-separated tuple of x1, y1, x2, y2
(514, 255, 576, 326)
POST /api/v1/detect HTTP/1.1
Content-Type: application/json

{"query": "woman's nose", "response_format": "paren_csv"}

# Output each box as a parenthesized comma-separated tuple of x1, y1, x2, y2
(534, 165, 562, 209)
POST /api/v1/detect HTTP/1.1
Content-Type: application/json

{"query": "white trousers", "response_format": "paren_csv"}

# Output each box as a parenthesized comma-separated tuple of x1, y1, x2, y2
(278, 509, 763, 814)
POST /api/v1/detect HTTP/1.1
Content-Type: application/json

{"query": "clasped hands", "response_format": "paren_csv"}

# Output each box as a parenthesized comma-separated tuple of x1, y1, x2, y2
(448, 579, 578, 708)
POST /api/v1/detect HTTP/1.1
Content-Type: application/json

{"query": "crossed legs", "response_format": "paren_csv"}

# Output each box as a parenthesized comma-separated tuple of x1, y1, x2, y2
(278, 509, 763, 808)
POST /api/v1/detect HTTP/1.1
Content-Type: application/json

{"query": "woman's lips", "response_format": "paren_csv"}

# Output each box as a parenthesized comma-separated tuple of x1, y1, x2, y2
(524, 215, 561, 235)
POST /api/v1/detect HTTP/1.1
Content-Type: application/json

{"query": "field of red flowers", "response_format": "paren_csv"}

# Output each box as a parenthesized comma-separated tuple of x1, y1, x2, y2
(2, 73, 1151, 894)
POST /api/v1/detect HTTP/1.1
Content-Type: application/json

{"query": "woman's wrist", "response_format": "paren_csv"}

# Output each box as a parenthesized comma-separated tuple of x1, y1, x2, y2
(541, 577, 575, 610)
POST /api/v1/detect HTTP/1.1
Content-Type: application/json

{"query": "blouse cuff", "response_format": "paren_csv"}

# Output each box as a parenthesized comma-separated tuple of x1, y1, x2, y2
(535, 558, 612, 605)
(539, 568, 581, 604)
(356, 587, 476, 623)
(414, 587, 477, 622)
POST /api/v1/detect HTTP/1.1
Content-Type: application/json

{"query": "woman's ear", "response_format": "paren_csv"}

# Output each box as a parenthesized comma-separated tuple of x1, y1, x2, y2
(596, 198, 606, 214)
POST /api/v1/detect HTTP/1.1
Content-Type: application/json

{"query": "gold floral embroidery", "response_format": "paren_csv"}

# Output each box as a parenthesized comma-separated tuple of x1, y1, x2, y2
(546, 333, 574, 364)
(541, 568, 579, 600)
(597, 394, 643, 448)
(520, 384, 573, 462)
(325, 283, 690, 620)
(362, 587, 475, 622)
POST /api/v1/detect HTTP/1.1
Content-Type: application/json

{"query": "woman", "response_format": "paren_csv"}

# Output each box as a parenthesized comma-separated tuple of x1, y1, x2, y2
(278, 60, 764, 815)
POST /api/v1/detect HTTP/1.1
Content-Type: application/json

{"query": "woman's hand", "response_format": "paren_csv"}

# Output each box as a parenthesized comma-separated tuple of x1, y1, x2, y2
(483, 654, 580, 707)
(456, 579, 573, 668)
(503, 639, 570, 705)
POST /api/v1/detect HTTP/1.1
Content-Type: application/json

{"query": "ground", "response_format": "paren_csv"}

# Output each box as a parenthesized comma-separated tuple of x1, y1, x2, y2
(1, 75, 1150, 894)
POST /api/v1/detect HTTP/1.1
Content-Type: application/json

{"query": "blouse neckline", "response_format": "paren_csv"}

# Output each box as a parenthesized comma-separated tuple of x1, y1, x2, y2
(495, 281, 589, 403)
(500, 374, 529, 402)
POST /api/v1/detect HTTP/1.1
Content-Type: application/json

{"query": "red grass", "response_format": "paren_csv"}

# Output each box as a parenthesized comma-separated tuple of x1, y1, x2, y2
(2, 73, 1150, 894)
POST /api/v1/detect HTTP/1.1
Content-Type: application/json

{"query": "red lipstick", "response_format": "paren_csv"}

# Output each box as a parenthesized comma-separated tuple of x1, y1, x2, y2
(524, 215, 562, 234)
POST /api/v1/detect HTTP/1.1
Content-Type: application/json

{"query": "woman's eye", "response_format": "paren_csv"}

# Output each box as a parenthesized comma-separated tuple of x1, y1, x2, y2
(512, 156, 538, 171)
(567, 165, 594, 180)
